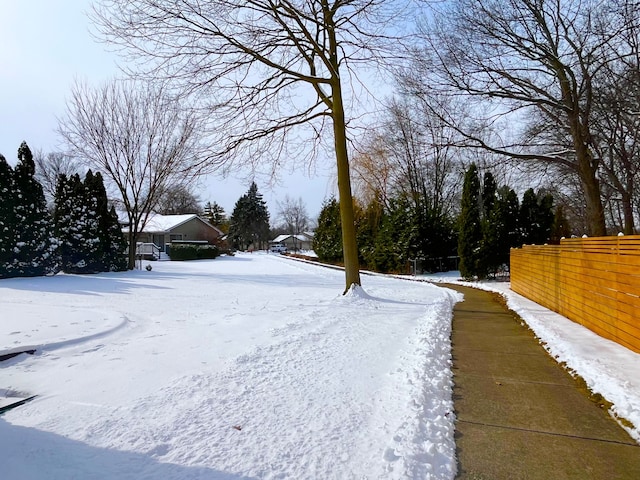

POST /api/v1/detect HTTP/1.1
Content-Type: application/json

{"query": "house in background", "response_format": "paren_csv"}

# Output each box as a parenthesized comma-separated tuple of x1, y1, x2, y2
(136, 214, 224, 253)
(270, 232, 314, 252)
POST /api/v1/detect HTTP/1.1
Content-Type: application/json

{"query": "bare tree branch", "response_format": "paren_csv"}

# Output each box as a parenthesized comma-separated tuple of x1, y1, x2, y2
(58, 79, 206, 268)
(91, 0, 421, 290)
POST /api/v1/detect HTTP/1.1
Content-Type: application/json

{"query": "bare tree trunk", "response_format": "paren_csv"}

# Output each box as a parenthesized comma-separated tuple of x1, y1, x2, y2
(575, 144, 606, 236)
(128, 229, 137, 270)
(332, 80, 361, 291)
(622, 192, 636, 235)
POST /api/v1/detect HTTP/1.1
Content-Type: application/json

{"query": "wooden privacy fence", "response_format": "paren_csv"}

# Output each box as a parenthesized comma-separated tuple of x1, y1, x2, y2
(510, 236, 640, 354)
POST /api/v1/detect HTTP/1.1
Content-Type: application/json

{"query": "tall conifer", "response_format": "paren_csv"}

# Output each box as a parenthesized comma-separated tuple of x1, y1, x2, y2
(85, 171, 127, 271)
(313, 197, 343, 263)
(458, 164, 483, 279)
(0, 154, 16, 278)
(13, 142, 57, 276)
(228, 182, 270, 250)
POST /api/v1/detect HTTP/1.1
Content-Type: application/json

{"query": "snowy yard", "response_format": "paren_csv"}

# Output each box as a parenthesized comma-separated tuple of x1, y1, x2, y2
(1, 254, 461, 479)
(2, 254, 639, 479)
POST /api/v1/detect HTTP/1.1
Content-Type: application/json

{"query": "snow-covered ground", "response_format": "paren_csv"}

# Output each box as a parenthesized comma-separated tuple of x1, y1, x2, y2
(419, 271, 640, 444)
(2, 256, 639, 480)
(1, 254, 461, 480)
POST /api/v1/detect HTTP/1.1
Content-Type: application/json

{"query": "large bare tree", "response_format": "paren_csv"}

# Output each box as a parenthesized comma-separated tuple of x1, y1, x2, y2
(91, 0, 416, 292)
(33, 150, 81, 204)
(414, 0, 632, 236)
(58, 79, 204, 269)
(352, 95, 461, 218)
(591, 0, 640, 234)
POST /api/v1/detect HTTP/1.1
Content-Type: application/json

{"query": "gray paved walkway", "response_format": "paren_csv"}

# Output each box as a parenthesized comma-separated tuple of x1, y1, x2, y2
(445, 284, 640, 480)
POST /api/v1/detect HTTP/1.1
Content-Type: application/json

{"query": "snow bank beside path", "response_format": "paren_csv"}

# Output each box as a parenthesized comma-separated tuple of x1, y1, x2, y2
(1, 254, 461, 479)
(419, 272, 640, 444)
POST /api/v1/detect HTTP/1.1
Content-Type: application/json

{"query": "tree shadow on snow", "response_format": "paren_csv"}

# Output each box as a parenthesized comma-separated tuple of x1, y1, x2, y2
(0, 418, 256, 480)
(0, 273, 172, 296)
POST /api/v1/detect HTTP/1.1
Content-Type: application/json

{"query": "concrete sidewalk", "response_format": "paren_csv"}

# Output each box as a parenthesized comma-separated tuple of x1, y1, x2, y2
(445, 284, 640, 480)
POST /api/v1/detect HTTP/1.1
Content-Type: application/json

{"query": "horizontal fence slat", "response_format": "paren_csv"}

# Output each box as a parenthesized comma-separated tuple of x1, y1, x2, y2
(510, 235, 640, 354)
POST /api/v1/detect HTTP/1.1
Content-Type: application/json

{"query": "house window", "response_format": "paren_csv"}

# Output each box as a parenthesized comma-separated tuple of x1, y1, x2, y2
(170, 234, 183, 242)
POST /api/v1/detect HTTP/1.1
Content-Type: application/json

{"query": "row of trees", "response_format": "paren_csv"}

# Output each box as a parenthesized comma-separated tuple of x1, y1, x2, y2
(0, 142, 127, 279)
(314, 164, 562, 278)
(54, 170, 128, 274)
(313, 196, 457, 274)
(458, 165, 562, 279)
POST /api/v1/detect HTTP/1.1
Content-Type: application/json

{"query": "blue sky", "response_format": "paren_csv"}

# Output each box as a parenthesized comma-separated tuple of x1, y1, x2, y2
(0, 0, 336, 219)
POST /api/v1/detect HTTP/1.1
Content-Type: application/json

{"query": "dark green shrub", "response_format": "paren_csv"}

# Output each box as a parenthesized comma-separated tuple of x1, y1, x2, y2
(170, 243, 219, 261)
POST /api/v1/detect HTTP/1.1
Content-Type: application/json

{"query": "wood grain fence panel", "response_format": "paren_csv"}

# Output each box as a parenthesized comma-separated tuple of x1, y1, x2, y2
(510, 235, 640, 354)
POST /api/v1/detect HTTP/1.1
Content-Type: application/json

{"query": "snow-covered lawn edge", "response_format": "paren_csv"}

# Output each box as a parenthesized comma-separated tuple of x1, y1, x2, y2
(417, 274, 640, 444)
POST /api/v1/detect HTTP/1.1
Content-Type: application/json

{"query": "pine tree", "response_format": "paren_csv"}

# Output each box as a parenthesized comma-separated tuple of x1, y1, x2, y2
(0, 154, 16, 278)
(313, 197, 343, 263)
(204, 201, 227, 226)
(458, 164, 483, 279)
(536, 193, 555, 244)
(504, 188, 521, 249)
(85, 171, 127, 272)
(519, 189, 555, 245)
(371, 196, 416, 273)
(13, 142, 57, 277)
(482, 172, 497, 218)
(245, 182, 270, 249)
(519, 188, 538, 245)
(105, 205, 129, 271)
(54, 173, 98, 273)
(228, 182, 270, 250)
(484, 186, 520, 275)
(477, 171, 497, 277)
(55, 171, 127, 274)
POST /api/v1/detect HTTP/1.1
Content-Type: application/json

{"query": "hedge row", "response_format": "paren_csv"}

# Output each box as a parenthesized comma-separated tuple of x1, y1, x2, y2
(169, 244, 220, 261)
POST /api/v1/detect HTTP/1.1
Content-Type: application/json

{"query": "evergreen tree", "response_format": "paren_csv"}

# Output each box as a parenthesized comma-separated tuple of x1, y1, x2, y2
(519, 188, 538, 245)
(356, 200, 383, 269)
(228, 182, 270, 250)
(54, 173, 99, 273)
(105, 205, 129, 271)
(204, 201, 228, 232)
(370, 196, 417, 273)
(85, 171, 127, 272)
(504, 188, 521, 249)
(13, 142, 57, 277)
(484, 186, 520, 275)
(536, 193, 555, 244)
(55, 171, 127, 274)
(313, 197, 343, 263)
(458, 164, 483, 279)
(519, 189, 555, 245)
(0, 154, 16, 278)
(482, 171, 497, 218)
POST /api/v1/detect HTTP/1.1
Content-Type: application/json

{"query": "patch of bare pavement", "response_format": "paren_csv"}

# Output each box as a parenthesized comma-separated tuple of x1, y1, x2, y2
(445, 284, 640, 480)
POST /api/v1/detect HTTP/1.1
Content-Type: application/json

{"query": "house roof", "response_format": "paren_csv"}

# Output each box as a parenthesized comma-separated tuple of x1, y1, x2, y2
(144, 214, 197, 232)
(142, 214, 223, 235)
(271, 233, 314, 243)
(272, 234, 291, 243)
